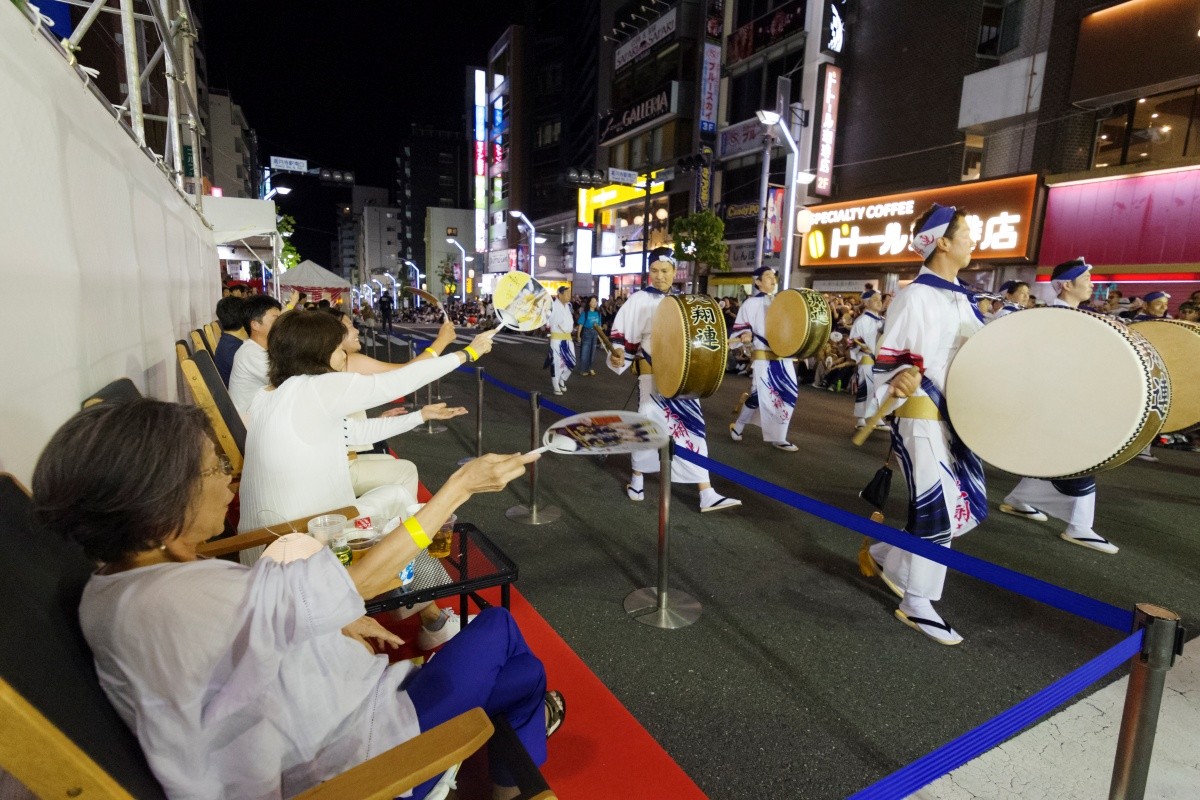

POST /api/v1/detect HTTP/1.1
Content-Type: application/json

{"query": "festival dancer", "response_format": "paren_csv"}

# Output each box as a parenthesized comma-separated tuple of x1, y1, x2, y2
(548, 286, 576, 396)
(608, 247, 741, 512)
(849, 289, 887, 430)
(728, 266, 799, 451)
(999, 258, 1118, 554)
(866, 204, 988, 645)
(992, 280, 1030, 319)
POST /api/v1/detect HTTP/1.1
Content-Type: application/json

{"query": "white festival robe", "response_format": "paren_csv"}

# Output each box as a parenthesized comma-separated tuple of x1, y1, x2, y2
(549, 300, 576, 389)
(849, 310, 885, 420)
(871, 268, 988, 600)
(609, 287, 711, 483)
(729, 292, 798, 443)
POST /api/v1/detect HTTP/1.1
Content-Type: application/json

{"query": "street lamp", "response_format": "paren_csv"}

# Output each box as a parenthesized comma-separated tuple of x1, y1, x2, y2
(446, 238, 474, 303)
(510, 210, 537, 280)
(756, 109, 801, 290)
(263, 185, 292, 201)
(401, 259, 423, 307)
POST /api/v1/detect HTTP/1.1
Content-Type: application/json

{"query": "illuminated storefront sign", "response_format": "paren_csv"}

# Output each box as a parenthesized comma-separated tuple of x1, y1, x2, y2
(699, 44, 721, 134)
(615, 7, 677, 71)
(799, 174, 1042, 268)
(813, 63, 841, 197)
(577, 173, 667, 226)
(599, 83, 679, 145)
(696, 145, 714, 211)
(821, 0, 848, 56)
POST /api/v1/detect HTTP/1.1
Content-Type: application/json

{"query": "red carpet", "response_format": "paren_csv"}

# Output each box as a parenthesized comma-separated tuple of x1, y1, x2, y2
(377, 587, 707, 799)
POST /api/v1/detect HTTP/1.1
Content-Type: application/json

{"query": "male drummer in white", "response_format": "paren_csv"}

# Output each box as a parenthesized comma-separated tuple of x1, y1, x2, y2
(729, 266, 799, 451)
(608, 247, 741, 512)
(549, 286, 576, 396)
(999, 258, 1119, 553)
(849, 290, 886, 430)
(992, 280, 1030, 319)
(867, 204, 988, 646)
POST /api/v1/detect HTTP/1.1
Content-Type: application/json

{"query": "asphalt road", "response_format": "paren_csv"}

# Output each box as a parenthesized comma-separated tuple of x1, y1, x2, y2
(376, 325, 1200, 799)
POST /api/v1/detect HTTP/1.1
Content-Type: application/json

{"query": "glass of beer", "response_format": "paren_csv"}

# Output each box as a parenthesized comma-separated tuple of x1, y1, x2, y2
(347, 531, 380, 563)
(428, 514, 456, 559)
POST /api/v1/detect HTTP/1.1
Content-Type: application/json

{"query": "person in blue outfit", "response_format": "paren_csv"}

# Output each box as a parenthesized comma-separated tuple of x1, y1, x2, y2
(573, 295, 603, 376)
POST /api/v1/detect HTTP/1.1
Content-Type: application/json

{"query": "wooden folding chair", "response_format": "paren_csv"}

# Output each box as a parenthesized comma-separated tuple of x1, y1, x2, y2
(0, 474, 494, 800)
(189, 328, 211, 356)
(203, 321, 220, 353)
(179, 350, 247, 483)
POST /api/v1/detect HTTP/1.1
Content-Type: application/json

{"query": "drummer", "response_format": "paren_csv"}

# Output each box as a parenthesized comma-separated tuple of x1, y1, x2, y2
(607, 247, 742, 513)
(728, 266, 800, 451)
(998, 257, 1118, 554)
(1132, 291, 1172, 321)
(849, 290, 886, 430)
(549, 286, 576, 396)
(992, 280, 1030, 319)
(865, 204, 988, 646)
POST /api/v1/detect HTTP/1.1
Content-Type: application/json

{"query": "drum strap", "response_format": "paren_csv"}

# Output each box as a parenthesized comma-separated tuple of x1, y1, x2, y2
(550, 332, 572, 340)
(892, 396, 943, 421)
(858, 355, 875, 366)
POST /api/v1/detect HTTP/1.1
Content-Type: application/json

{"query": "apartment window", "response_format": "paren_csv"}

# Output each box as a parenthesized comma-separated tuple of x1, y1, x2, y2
(1093, 85, 1200, 168)
(962, 134, 984, 181)
(730, 65, 765, 124)
(978, 0, 1024, 58)
(535, 118, 562, 148)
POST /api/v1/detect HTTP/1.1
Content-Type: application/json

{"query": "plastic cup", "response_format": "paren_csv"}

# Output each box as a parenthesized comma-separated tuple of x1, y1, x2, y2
(407, 504, 456, 559)
(347, 531, 380, 563)
(307, 514, 348, 546)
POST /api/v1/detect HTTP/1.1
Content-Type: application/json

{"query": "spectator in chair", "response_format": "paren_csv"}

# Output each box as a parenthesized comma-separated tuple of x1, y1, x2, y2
(228, 294, 284, 417)
(212, 296, 247, 385)
(32, 398, 564, 800)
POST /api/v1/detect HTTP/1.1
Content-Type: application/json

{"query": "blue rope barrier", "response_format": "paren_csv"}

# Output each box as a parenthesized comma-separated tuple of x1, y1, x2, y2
(481, 372, 531, 401)
(673, 447, 1133, 632)
(536, 395, 575, 418)
(849, 628, 1144, 799)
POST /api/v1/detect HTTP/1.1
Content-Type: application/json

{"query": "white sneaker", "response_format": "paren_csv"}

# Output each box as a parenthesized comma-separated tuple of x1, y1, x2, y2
(1060, 530, 1119, 554)
(417, 608, 476, 650)
(999, 503, 1049, 523)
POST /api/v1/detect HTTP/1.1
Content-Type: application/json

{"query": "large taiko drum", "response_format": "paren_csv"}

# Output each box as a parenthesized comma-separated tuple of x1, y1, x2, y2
(945, 307, 1171, 478)
(1130, 319, 1200, 432)
(765, 288, 832, 359)
(651, 294, 728, 399)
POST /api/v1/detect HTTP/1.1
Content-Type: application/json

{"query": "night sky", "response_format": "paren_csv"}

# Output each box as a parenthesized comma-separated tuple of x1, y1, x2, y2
(203, 1, 524, 261)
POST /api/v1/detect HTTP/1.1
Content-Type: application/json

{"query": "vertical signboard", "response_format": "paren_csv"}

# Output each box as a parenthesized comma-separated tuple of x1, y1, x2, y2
(473, 69, 487, 253)
(812, 63, 842, 197)
(821, 0, 849, 56)
(696, 144, 714, 211)
(699, 43, 721, 134)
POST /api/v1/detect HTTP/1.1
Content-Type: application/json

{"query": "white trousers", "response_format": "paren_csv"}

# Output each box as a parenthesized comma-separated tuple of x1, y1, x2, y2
(1005, 477, 1095, 530)
(631, 374, 710, 484)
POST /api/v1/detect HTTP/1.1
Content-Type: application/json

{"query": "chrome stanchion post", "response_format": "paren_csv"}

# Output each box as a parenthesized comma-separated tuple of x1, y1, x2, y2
(434, 378, 451, 401)
(624, 440, 701, 628)
(1109, 603, 1183, 800)
(506, 392, 560, 525)
(456, 367, 484, 466)
(422, 382, 446, 434)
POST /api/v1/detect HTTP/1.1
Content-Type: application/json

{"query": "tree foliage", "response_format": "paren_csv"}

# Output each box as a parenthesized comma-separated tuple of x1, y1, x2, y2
(277, 214, 301, 270)
(437, 254, 458, 295)
(670, 210, 728, 272)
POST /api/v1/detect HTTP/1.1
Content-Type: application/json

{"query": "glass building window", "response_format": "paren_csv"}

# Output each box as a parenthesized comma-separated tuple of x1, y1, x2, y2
(978, 0, 1023, 58)
(1092, 85, 1200, 168)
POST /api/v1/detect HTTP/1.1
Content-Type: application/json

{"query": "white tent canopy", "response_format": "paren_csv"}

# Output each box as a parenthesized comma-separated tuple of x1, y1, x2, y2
(202, 196, 278, 243)
(279, 260, 352, 303)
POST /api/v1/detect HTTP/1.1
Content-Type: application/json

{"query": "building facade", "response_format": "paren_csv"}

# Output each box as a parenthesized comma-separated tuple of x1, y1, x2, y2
(207, 90, 257, 199)
(395, 124, 468, 272)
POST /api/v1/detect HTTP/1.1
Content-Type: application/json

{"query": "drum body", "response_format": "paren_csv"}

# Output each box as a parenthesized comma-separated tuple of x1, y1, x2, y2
(945, 307, 1170, 478)
(1130, 319, 1200, 432)
(651, 295, 728, 399)
(765, 289, 832, 359)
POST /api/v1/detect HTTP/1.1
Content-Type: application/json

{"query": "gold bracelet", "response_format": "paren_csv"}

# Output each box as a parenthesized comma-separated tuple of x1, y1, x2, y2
(403, 516, 432, 548)
(424, 347, 439, 358)
(464, 346, 480, 362)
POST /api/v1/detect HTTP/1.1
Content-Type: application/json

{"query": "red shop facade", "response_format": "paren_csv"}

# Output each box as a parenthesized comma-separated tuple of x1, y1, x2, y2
(1036, 166, 1200, 310)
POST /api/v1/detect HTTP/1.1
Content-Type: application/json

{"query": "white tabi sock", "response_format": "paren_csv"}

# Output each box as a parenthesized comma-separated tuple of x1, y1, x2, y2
(628, 473, 644, 493)
(1003, 497, 1038, 513)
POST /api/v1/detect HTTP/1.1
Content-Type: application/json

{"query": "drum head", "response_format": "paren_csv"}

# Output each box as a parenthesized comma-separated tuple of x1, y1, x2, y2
(651, 297, 687, 397)
(946, 308, 1170, 478)
(1130, 319, 1200, 432)
(766, 289, 832, 358)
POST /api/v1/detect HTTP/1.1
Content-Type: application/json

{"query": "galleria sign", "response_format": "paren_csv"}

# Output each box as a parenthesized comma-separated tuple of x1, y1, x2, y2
(599, 83, 679, 145)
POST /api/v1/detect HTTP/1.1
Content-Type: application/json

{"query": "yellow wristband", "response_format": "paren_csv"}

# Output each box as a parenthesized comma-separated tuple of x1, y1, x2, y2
(424, 347, 439, 358)
(404, 516, 432, 548)
(464, 346, 480, 362)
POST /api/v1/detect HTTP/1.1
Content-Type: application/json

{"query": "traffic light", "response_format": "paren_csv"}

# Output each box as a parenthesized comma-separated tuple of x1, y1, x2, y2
(565, 167, 606, 187)
(318, 168, 356, 186)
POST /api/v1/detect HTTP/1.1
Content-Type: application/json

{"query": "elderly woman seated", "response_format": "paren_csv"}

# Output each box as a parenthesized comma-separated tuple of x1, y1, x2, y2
(32, 398, 563, 800)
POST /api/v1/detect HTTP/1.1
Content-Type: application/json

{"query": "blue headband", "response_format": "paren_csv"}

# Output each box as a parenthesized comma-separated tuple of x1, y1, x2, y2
(910, 204, 957, 259)
(861, 290, 878, 300)
(1051, 259, 1091, 283)
(1143, 291, 1170, 303)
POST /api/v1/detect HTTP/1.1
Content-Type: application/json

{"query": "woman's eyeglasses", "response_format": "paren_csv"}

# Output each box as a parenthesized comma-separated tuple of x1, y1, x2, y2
(199, 456, 233, 479)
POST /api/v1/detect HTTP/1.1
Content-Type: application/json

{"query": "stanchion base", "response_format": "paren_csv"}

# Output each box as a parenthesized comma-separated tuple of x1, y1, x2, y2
(505, 504, 561, 525)
(624, 587, 701, 629)
(422, 424, 447, 435)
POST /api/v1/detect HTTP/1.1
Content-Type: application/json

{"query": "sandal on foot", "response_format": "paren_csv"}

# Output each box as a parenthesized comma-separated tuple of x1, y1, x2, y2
(894, 609, 963, 646)
(544, 690, 566, 738)
(626, 484, 644, 501)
